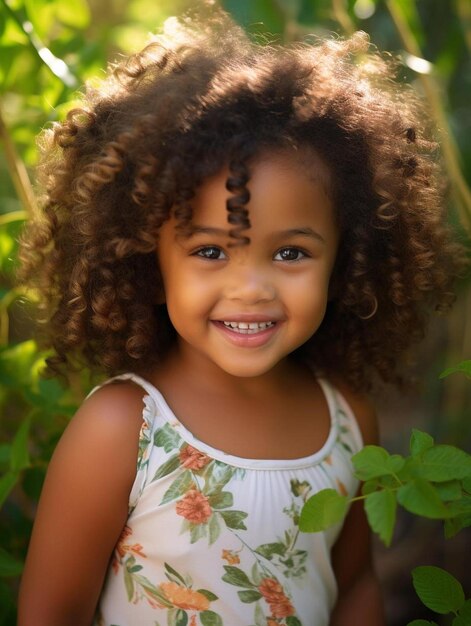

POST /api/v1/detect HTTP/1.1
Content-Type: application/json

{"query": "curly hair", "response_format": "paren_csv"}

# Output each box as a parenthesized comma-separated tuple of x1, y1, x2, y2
(18, 9, 466, 390)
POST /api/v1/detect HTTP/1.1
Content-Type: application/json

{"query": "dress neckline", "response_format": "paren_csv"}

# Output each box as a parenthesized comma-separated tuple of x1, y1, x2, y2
(109, 373, 341, 470)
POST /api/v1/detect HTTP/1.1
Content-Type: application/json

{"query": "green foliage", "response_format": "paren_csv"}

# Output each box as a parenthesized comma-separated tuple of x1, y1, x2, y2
(300, 430, 471, 547)
(406, 567, 471, 626)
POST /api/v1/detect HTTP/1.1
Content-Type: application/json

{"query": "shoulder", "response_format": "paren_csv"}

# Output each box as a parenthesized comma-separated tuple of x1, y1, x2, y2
(328, 376, 379, 446)
(52, 379, 148, 488)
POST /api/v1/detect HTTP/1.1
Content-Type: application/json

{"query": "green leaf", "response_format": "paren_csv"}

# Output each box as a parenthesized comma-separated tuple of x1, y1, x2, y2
(463, 477, 471, 494)
(0, 548, 23, 577)
(410, 430, 434, 455)
(123, 566, 134, 602)
(361, 478, 380, 495)
(208, 512, 221, 545)
(200, 610, 223, 626)
(208, 491, 233, 509)
(439, 360, 471, 379)
(154, 423, 182, 453)
(189, 522, 207, 544)
(197, 589, 219, 602)
(10, 417, 31, 472)
(455, 600, 471, 625)
(222, 565, 254, 588)
(164, 562, 187, 586)
(435, 480, 462, 501)
(175, 609, 188, 626)
(0, 471, 18, 508)
(397, 480, 451, 519)
(444, 516, 466, 539)
(219, 510, 248, 530)
(352, 446, 404, 480)
(412, 566, 465, 614)
(286, 618, 302, 626)
(254, 542, 285, 559)
(237, 589, 262, 603)
(364, 489, 397, 546)
(160, 470, 193, 505)
(416, 446, 471, 482)
(153, 454, 181, 480)
(299, 489, 348, 532)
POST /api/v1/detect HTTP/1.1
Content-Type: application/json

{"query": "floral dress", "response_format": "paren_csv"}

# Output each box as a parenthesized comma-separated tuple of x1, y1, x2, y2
(92, 373, 363, 626)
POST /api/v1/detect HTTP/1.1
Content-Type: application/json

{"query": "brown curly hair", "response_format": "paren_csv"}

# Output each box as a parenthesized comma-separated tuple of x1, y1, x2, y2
(18, 9, 466, 390)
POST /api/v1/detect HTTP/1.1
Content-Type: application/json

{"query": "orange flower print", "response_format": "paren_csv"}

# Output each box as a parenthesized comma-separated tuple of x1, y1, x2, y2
(176, 489, 212, 524)
(336, 478, 348, 497)
(179, 444, 211, 470)
(258, 578, 295, 618)
(221, 549, 240, 565)
(190, 616, 197, 626)
(112, 525, 146, 573)
(159, 582, 210, 611)
(324, 454, 333, 465)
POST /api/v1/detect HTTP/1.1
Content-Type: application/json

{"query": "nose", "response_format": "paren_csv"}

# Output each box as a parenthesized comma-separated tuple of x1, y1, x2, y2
(224, 263, 276, 304)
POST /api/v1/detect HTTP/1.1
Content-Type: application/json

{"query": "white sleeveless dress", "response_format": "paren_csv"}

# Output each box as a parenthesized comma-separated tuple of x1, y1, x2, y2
(92, 373, 363, 626)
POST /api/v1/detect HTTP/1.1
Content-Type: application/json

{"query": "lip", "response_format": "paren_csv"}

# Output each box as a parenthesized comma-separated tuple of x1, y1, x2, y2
(211, 320, 281, 348)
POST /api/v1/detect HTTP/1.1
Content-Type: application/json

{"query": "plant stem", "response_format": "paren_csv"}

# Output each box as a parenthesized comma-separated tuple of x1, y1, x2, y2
(386, 0, 471, 235)
(0, 106, 37, 218)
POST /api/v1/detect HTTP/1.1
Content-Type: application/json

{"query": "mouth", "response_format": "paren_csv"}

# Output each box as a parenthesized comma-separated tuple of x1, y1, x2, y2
(221, 321, 275, 334)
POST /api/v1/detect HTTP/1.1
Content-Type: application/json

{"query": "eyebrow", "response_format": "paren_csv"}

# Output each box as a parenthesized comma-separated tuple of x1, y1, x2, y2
(190, 225, 325, 243)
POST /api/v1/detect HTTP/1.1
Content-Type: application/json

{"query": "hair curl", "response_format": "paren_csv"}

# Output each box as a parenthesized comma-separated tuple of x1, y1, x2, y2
(18, 9, 467, 390)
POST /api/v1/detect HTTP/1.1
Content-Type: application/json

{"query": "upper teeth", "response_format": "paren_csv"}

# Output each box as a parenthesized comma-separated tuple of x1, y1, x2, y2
(222, 321, 274, 334)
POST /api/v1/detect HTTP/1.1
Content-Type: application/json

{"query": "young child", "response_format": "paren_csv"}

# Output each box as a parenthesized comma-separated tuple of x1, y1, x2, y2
(17, 8, 463, 626)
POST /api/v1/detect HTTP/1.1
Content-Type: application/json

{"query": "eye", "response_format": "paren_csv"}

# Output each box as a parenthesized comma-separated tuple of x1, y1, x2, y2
(194, 246, 227, 260)
(274, 247, 308, 262)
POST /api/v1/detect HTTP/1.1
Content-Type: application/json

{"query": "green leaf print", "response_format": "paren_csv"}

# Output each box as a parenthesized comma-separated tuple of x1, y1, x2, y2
(200, 611, 223, 626)
(123, 566, 135, 602)
(254, 542, 285, 559)
(190, 521, 208, 543)
(254, 602, 265, 626)
(251, 562, 264, 586)
(208, 491, 233, 509)
(197, 589, 219, 601)
(160, 470, 193, 505)
(238, 589, 262, 603)
(208, 513, 222, 545)
(167, 608, 188, 626)
(153, 454, 181, 480)
(222, 565, 254, 588)
(164, 562, 188, 586)
(154, 423, 183, 453)
(286, 617, 303, 626)
(219, 510, 248, 530)
(206, 463, 235, 492)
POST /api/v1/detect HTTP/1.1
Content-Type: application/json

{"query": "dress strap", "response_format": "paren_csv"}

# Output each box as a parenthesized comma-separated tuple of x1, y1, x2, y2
(85, 372, 159, 400)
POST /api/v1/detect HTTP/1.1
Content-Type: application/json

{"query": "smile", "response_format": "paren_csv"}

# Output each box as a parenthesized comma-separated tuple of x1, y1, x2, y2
(222, 321, 275, 334)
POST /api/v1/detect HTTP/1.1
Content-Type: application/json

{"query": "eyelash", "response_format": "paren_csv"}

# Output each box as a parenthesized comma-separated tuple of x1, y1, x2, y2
(193, 246, 309, 262)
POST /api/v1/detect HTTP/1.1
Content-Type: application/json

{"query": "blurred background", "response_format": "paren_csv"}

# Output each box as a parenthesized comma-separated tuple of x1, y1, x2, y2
(0, 0, 470, 624)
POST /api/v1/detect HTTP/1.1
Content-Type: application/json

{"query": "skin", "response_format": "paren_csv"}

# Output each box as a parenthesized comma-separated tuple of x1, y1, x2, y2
(18, 150, 385, 625)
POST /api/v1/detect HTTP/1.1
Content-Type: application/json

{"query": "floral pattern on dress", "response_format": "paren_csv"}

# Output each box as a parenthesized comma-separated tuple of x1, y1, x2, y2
(112, 527, 223, 625)
(153, 424, 248, 544)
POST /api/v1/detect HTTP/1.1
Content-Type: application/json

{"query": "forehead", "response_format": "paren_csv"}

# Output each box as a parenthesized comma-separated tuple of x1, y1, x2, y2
(190, 148, 335, 232)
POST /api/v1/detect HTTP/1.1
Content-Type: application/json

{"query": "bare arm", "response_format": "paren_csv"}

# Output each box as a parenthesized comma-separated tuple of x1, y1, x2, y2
(330, 382, 386, 626)
(17, 383, 146, 626)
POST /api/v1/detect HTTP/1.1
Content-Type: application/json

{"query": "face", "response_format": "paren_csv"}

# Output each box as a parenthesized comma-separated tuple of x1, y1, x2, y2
(156, 150, 339, 379)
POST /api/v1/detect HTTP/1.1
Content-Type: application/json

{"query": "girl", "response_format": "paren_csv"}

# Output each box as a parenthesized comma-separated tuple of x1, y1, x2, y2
(18, 8, 463, 626)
